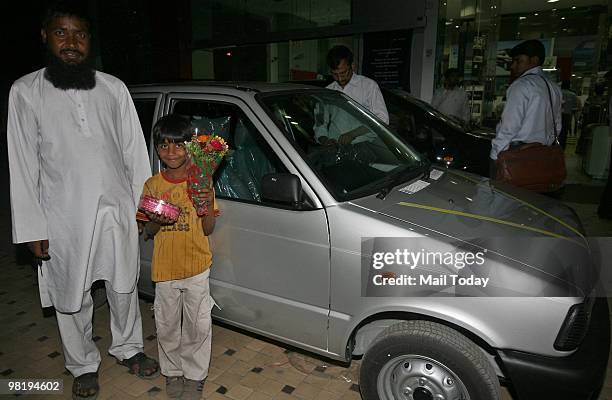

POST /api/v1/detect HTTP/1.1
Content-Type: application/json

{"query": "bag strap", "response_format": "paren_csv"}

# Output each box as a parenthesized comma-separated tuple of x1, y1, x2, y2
(519, 73, 559, 143)
(537, 75, 559, 143)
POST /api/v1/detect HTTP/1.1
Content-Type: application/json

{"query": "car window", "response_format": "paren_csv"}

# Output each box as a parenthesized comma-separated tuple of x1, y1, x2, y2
(258, 90, 423, 201)
(133, 98, 157, 151)
(383, 91, 417, 142)
(171, 100, 287, 203)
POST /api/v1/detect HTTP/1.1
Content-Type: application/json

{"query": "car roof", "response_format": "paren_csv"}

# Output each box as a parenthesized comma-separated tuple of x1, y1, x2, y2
(128, 80, 325, 94)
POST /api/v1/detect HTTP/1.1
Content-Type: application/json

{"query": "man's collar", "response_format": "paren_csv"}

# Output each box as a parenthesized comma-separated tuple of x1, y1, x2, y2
(341, 73, 360, 89)
(520, 65, 543, 77)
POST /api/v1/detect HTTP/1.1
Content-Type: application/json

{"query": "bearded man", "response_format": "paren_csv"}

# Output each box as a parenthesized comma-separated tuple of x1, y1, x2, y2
(7, 1, 157, 398)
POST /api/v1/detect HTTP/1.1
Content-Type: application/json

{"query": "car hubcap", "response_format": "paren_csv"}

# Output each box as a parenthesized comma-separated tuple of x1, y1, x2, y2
(377, 355, 470, 400)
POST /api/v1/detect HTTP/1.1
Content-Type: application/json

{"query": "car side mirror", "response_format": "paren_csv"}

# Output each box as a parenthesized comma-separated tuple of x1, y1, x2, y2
(261, 173, 303, 208)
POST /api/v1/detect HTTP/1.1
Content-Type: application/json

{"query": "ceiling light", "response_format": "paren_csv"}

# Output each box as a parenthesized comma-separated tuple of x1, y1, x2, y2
(547, 0, 559, 2)
(534, 13, 539, 16)
(455, 25, 460, 28)
(561, 17, 565, 19)
(519, 16, 526, 20)
(572, 6, 576, 9)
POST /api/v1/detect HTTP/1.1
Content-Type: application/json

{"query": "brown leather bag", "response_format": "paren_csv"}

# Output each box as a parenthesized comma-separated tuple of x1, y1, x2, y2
(495, 75, 566, 193)
(496, 142, 566, 192)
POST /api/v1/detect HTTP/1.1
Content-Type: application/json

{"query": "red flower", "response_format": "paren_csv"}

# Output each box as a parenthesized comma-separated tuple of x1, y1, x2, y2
(209, 139, 224, 151)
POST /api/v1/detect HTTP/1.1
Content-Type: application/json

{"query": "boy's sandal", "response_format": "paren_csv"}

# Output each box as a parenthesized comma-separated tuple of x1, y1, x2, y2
(72, 372, 99, 400)
(118, 352, 160, 379)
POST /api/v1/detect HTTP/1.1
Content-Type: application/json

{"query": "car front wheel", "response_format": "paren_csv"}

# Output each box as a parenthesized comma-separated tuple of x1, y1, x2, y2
(360, 320, 501, 400)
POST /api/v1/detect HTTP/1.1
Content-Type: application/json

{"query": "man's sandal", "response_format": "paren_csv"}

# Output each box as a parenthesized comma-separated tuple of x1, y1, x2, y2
(72, 372, 99, 400)
(118, 352, 160, 379)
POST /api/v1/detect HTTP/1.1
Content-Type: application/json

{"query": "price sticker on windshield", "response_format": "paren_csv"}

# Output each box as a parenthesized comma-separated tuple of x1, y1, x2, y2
(399, 180, 430, 194)
(429, 169, 444, 180)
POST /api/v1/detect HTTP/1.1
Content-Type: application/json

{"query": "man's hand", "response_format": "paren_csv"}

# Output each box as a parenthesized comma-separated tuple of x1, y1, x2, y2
(338, 126, 369, 145)
(338, 131, 356, 145)
(27, 240, 50, 260)
(318, 136, 338, 146)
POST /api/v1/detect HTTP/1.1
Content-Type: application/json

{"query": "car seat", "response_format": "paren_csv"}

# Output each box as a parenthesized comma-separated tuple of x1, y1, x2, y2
(214, 119, 275, 201)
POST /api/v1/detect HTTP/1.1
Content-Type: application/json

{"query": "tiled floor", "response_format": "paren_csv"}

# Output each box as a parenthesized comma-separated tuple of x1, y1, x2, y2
(0, 256, 366, 400)
(0, 144, 610, 400)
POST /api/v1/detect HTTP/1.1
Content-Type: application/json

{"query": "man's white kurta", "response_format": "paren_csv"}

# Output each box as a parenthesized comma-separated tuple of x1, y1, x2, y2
(7, 68, 152, 313)
(326, 73, 389, 124)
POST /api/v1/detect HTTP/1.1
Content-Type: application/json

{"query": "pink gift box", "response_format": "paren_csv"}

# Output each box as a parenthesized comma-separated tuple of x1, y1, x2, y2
(138, 195, 181, 221)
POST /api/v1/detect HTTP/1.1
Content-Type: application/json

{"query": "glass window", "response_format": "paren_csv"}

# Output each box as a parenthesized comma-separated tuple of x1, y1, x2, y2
(259, 90, 424, 201)
(193, 36, 354, 82)
(382, 90, 417, 141)
(192, 0, 351, 41)
(133, 98, 157, 151)
(171, 100, 287, 203)
(437, 0, 609, 130)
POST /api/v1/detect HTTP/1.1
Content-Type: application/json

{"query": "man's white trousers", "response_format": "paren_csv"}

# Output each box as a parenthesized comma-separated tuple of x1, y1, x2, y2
(55, 281, 144, 377)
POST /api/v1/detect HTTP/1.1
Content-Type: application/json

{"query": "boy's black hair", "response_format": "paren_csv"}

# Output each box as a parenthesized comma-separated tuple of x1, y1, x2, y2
(510, 39, 546, 66)
(152, 114, 193, 146)
(327, 45, 353, 70)
(42, 0, 92, 30)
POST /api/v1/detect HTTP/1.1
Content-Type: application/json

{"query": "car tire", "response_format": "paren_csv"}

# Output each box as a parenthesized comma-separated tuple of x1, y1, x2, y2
(360, 320, 501, 400)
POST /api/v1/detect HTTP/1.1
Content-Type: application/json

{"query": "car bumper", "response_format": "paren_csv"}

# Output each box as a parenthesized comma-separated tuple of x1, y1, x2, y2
(498, 297, 610, 400)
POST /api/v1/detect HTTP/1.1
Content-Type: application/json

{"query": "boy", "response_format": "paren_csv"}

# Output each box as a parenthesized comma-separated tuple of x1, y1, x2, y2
(141, 114, 217, 400)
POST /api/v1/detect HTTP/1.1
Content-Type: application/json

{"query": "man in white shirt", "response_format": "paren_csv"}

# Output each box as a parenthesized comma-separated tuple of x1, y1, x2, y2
(7, 2, 156, 398)
(315, 45, 389, 145)
(431, 68, 471, 124)
(490, 39, 562, 175)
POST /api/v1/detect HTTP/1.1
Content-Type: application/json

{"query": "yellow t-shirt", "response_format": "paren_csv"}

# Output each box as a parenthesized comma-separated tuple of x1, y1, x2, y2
(142, 172, 217, 282)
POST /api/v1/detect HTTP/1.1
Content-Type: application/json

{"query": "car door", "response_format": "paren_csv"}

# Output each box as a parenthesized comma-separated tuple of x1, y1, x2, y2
(132, 92, 163, 296)
(166, 93, 331, 351)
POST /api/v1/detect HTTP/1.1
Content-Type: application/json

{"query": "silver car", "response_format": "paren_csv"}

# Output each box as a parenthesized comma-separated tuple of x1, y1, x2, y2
(130, 82, 609, 400)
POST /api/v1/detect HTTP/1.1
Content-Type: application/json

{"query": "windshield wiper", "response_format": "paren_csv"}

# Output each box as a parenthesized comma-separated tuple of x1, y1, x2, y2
(376, 162, 429, 200)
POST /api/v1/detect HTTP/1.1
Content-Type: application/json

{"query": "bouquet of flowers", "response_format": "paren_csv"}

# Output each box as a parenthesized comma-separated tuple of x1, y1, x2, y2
(184, 133, 229, 216)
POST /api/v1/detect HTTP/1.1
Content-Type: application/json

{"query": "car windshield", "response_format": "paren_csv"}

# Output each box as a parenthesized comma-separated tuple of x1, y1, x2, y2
(258, 90, 424, 201)
(387, 89, 467, 132)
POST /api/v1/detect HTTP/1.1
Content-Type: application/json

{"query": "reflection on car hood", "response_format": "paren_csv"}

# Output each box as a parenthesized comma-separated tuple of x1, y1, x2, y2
(350, 168, 593, 295)
(351, 168, 583, 240)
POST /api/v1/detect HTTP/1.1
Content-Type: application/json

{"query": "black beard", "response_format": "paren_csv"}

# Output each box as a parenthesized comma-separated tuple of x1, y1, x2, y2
(44, 50, 96, 90)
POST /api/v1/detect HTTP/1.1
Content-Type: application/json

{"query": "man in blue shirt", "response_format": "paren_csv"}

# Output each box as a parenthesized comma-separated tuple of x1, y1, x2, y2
(489, 40, 562, 177)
